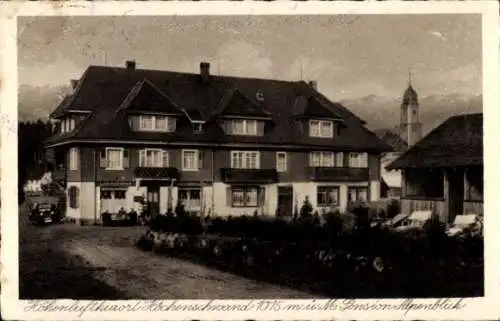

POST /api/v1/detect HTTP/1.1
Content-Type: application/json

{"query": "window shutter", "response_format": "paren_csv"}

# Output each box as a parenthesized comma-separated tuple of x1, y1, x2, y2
(258, 187, 266, 206)
(139, 150, 146, 167)
(226, 186, 231, 207)
(75, 187, 80, 208)
(335, 152, 344, 167)
(198, 151, 203, 169)
(162, 150, 169, 167)
(99, 149, 107, 168)
(168, 117, 176, 132)
(123, 149, 130, 168)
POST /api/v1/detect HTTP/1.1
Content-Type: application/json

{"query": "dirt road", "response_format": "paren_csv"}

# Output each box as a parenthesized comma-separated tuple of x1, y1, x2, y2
(19, 205, 315, 299)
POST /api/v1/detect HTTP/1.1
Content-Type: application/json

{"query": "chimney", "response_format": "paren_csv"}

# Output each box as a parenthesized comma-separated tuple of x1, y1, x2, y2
(200, 62, 210, 83)
(70, 79, 78, 90)
(308, 80, 318, 90)
(126, 60, 136, 70)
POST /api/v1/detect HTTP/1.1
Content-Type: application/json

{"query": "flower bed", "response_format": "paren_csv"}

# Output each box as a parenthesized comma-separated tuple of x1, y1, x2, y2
(136, 208, 483, 298)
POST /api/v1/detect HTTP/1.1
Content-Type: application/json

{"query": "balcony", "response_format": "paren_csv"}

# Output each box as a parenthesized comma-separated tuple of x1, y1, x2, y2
(134, 167, 180, 180)
(308, 167, 369, 182)
(220, 168, 278, 184)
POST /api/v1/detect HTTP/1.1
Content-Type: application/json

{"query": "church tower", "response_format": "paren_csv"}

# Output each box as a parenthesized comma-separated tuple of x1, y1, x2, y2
(399, 72, 422, 147)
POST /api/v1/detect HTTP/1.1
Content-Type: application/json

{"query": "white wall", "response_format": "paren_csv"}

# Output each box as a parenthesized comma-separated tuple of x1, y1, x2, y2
(80, 182, 96, 221)
(370, 180, 381, 202)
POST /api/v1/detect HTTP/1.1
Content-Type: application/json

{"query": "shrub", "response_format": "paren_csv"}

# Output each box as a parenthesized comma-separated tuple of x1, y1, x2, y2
(322, 210, 344, 242)
(299, 197, 313, 220)
(347, 201, 371, 230)
(386, 199, 401, 218)
(128, 209, 138, 226)
(101, 212, 112, 226)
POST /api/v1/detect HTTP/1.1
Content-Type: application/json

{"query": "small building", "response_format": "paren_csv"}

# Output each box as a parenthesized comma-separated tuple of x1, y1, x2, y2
(387, 113, 483, 223)
(374, 129, 408, 198)
(43, 60, 391, 224)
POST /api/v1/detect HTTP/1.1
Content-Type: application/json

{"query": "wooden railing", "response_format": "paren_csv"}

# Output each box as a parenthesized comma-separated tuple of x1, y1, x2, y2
(308, 167, 369, 182)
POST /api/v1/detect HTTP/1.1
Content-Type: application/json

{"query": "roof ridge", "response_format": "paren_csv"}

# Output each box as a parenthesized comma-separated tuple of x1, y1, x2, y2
(88, 64, 304, 85)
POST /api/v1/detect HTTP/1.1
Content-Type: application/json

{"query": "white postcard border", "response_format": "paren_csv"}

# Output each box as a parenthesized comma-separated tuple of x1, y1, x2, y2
(1, 1, 499, 320)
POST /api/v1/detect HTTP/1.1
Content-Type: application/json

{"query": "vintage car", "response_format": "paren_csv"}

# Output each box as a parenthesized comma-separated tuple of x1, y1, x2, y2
(28, 196, 62, 226)
(446, 213, 482, 238)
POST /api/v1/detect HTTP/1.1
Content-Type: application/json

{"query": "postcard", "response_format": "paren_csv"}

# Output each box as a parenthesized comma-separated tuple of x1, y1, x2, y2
(1, 1, 499, 320)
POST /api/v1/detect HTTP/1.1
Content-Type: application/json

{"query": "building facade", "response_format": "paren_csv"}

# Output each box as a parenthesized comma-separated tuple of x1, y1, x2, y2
(44, 61, 391, 223)
(387, 113, 483, 223)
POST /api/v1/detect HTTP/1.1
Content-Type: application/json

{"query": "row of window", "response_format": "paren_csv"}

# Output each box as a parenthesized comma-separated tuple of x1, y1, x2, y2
(227, 185, 368, 208)
(69, 185, 369, 211)
(227, 119, 337, 138)
(67, 148, 369, 171)
(135, 114, 337, 139)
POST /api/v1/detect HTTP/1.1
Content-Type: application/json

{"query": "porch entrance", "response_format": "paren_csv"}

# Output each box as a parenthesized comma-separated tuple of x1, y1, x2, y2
(146, 185, 160, 217)
(277, 186, 293, 217)
(447, 168, 464, 223)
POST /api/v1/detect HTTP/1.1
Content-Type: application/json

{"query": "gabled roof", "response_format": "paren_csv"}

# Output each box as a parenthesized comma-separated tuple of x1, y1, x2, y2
(292, 95, 343, 120)
(215, 89, 272, 119)
(387, 113, 482, 170)
(45, 64, 391, 152)
(373, 128, 408, 152)
(119, 79, 184, 115)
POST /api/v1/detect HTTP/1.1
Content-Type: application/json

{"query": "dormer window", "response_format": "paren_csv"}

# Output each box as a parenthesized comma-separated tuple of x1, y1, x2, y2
(139, 115, 174, 132)
(193, 123, 203, 133)
(60, 117, 76, 134)
(231, 119, 257, 136)
(309, 120, 333, 138)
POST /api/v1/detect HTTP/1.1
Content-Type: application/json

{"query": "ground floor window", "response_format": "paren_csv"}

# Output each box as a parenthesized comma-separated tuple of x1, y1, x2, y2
(68, 186, 79, 209)
(348, 186, 368, 202)
(179, 188, 201, 210)
(227, 186, 264, 207)
(465, 167, 483, 201)
(317, 186, 340, 207)
(100, 189, 127, 213)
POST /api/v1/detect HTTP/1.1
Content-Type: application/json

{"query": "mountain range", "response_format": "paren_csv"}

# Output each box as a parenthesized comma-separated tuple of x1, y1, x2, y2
(18, 85, 482, 136)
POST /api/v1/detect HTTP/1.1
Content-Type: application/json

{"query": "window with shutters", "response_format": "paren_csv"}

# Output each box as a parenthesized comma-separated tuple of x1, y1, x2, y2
(139, 115, 175, 132)
(309, 152, 343, 167)
(228, 186, 265, 207)
(182, 149, 202, 171)
(230, 119, 258, 136)
(348, 152, 368, 168)
(69, 147, 79, 171)
(276, 152, 287, 172)
(139, 149, 169, 167)
(68, 186, 79, 209)
(101, 148, 125, 170)
(179, 188, 201, 211)
(309, 120, 334, 138)
(230, 151, 260, 169)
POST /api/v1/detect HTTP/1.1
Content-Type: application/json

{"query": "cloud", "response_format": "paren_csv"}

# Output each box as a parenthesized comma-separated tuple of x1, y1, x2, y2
(428, 30, 447, 42)
(214, 41, 274, 78)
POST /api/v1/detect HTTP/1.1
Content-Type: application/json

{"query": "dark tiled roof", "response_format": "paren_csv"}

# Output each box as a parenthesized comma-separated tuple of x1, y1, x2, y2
(120, 79, 184, 115)
(185, 108, 204, 122)
(46, 64, 391, 152)
(373, 128, 408, 152)
(387, 113, 482, 169)
(216, 89, 272, 118)
(292, 96, 342, 119)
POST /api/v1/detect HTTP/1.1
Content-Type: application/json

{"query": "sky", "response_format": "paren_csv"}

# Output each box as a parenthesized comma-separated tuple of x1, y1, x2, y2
(18, 14, 482, 100)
